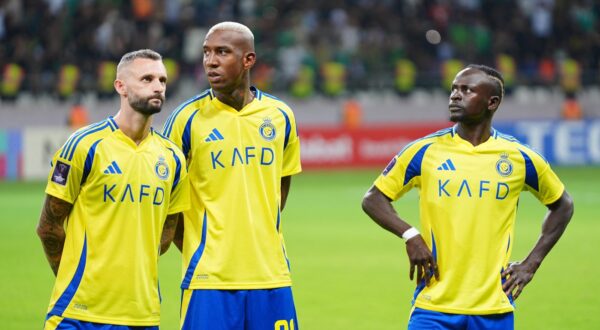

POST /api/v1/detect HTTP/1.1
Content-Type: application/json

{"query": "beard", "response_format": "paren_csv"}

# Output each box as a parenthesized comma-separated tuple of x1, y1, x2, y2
(128, 93, 164, 115)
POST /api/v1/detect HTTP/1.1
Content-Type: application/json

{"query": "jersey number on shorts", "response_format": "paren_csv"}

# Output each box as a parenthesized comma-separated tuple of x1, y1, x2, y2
(274, 319, 295, 330)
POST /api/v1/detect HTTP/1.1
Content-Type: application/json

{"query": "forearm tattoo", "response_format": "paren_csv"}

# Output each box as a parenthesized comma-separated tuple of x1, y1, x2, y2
(37, 195, 72, 275)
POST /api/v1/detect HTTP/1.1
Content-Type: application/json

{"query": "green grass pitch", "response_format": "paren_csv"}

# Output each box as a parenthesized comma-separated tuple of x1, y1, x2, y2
(1, 167, 599, 329)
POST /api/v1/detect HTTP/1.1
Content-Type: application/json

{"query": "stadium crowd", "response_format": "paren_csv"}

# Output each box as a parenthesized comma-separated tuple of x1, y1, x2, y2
(1, 0, 599, 99)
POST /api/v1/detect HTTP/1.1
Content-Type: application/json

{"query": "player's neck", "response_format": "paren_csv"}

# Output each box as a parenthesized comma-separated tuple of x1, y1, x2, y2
(455, 122, 492, 146)
(213, 84, 255, 111)
(113, 108, 153, 145)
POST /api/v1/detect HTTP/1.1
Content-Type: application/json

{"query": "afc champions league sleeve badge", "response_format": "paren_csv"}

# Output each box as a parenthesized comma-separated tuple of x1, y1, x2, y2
(496, 153, 513, 177)
(382, 157, 397, 176)
(155, 156, 170, 180)
(51, 160, 71, 185)
(259, 117, 276, 141)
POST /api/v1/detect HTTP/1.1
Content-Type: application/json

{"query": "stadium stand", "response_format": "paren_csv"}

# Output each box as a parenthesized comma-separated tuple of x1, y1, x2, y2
(0, 0, 598, 97)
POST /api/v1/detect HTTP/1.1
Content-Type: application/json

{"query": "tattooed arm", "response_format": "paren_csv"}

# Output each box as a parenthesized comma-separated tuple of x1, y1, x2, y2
(160, 213, 181, 255)
(36, 194, 73, 276)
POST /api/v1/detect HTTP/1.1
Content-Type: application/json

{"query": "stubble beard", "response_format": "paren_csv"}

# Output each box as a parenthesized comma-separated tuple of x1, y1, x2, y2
(129, 94, 164, 115)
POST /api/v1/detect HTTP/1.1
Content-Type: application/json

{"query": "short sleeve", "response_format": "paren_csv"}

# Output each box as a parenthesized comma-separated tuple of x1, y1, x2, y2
(163, 95, 204, 160)
(45, 141, 85, 204)
(280, 108, 302, 177)
(520, 148, 565, 205)
(163, 113, 185, 151)
(374, 141, 432, 201)
(167, 147, 190, 214)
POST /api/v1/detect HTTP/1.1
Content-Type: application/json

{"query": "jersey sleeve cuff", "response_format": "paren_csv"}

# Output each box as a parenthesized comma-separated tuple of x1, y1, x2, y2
(282, 166, 302, 177)
(374, 181, 397, 201)
(542, 185, 565, 206)
(45, 187, 75, 204)
(167, 203, 191, 215)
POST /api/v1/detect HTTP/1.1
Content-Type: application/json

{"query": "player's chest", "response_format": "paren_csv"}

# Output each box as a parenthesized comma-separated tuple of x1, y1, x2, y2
(190, 113, 285, 168)
(87, 146, 173, 204)
(420, 150, 525, 199)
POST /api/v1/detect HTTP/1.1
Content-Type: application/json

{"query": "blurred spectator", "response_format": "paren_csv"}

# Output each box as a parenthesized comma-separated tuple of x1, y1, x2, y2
(561, 91, 583, 120)
(67, 96, 89, 130)
(0, 0, 599, 99)
(1, 62, 24, 101)
(342, 98, 362, 129)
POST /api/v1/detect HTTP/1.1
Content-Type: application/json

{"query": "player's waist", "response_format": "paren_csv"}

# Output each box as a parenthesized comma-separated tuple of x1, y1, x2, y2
(180, 266, 293, 289)
(183, 278, 293, 290)
(414, 286, 513, 315)
(56, 310, 160, 327)
(413, 301, 515, 315)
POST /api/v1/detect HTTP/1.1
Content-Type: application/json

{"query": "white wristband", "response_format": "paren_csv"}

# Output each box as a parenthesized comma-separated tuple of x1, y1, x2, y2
(402, 227, 420, 241)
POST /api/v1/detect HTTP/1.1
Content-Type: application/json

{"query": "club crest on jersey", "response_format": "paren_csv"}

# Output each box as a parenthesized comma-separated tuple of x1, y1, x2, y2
(496, 153, 513, 177)
(259, 117, 276, 141)
(155, 156, 169, 180)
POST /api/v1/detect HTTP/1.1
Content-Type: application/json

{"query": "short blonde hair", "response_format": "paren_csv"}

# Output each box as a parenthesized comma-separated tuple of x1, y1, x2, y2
(207, 22, 254, 42)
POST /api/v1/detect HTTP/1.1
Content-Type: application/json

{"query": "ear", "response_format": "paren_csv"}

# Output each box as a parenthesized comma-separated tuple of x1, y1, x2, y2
(243, 52, 256, 70)
(488, 95, 500, 112)
(114, 79, 126, 96)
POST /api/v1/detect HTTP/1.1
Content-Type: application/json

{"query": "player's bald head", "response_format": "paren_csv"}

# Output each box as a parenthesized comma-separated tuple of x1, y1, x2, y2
(116, 49, 162, 78)
(206, 21, 255, 52)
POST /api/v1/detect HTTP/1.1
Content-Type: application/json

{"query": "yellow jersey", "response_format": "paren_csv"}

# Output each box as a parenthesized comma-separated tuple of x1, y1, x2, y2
(374, 126, 564, 315)
(45, 117, 190, 326)
(163, 88, 302, 290)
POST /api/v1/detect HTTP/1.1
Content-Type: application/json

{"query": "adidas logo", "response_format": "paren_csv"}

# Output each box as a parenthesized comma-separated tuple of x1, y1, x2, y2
(104, 161, 123, 174)
(437, 159, 456, 171)
(205, 128, 224, 142)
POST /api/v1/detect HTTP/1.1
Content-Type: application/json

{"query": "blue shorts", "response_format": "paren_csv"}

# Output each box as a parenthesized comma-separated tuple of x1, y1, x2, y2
(408, 307, 514, 330)
(180, 287, 298, 330)
(44, 316, 158, 330)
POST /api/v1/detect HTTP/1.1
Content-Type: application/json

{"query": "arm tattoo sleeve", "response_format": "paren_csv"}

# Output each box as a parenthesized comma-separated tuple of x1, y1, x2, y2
(36, 195, 72, 276)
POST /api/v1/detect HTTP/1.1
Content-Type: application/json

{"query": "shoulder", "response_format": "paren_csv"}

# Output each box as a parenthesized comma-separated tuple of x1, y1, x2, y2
(423, 127, 454, 142)
(59, 119, 116, 163)
(257, 89, 295, 114)
(398, 127, 453, 157)
(153, 130, 185, 157)
(165, 90, 212, 123)
(177, 89, 213, 110)
(494, 130, 519, 144)
(495, 129, 548, 163)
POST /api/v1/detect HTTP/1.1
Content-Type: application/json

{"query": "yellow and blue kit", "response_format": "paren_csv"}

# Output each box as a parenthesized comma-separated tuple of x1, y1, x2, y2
(162, 87, 302, 291)
(374, 126, 564, 315)
(44, 117, 190, 327)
